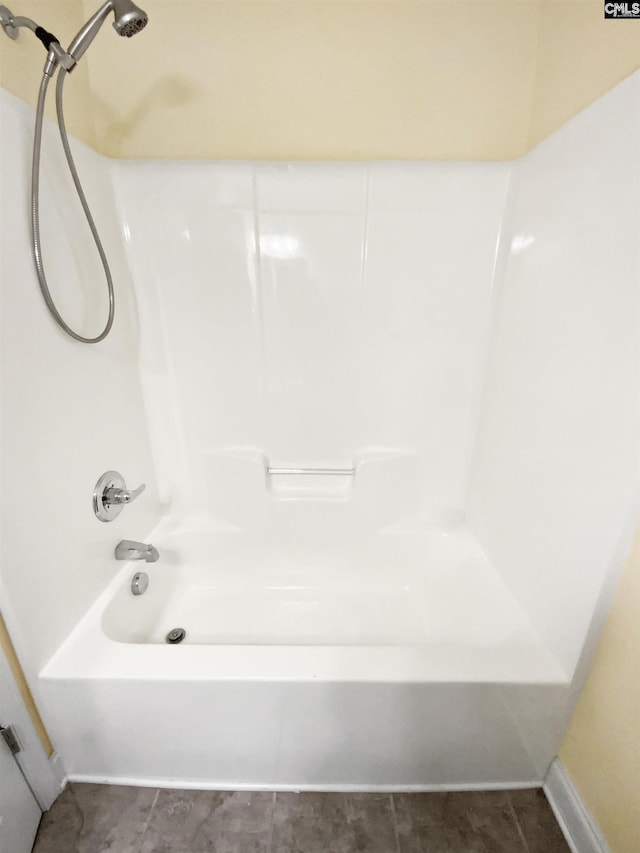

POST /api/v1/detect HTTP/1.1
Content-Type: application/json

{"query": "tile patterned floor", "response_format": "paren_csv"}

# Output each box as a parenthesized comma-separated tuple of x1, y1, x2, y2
(32, 784, 571, 853)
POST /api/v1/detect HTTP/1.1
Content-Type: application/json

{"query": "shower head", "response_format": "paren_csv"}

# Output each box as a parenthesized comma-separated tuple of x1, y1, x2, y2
(67, 0, 147, 62)
(111, 0, 148, 37)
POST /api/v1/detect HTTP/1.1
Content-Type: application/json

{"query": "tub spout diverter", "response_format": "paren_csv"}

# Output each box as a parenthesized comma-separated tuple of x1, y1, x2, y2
(115, 540, 159, 562)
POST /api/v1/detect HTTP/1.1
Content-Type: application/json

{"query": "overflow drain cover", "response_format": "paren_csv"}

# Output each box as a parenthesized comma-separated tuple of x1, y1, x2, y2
(165, 627, 186, 644)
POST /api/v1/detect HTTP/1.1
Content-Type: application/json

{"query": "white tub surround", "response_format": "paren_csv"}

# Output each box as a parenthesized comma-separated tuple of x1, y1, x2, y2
(110, 158, 510, 515)
(466, 71, 640, 679)
(2, 72, 639, 789)
(0, 90, 160, 681)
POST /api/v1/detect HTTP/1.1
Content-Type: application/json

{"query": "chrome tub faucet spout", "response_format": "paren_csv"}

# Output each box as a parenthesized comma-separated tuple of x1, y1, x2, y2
(115, 540, 159, 562)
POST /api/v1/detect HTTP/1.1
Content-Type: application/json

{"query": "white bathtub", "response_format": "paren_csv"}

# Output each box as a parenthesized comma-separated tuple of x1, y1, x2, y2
(45, 522, 563, 683)
(38, 520, 568, 789)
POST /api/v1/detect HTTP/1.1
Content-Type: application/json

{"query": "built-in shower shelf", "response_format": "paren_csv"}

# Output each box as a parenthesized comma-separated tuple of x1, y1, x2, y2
(267, 468, 356, 475)
(266, 465, 356, 500)
(198, 447, 422, 503)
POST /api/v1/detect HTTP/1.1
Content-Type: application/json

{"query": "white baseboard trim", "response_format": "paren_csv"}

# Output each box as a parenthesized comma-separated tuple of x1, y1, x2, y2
(544, 759, 609, 853)
(68, 774, 541, 793)
(50, 753, 67, 789)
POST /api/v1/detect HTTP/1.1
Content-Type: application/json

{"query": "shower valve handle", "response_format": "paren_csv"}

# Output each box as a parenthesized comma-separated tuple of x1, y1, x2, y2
(93, 471, 146, 522)
(104, 482, 145, 505)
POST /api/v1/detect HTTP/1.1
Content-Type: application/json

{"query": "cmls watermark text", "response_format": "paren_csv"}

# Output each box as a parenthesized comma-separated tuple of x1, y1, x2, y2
(605, 2, 640, 17)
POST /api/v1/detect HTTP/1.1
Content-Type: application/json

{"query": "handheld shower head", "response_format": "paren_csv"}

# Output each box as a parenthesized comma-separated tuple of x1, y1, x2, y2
(111, 0, 148, 37)
(67, 0, 147, 62)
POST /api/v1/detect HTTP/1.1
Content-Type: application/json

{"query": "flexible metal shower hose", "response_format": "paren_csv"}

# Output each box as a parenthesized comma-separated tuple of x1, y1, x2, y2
(31, 67, 114, 343)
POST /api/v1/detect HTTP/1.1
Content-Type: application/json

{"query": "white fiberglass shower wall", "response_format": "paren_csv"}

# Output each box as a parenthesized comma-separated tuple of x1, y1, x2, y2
(0, 72, 638, 789)
(116, 160, 506, 517)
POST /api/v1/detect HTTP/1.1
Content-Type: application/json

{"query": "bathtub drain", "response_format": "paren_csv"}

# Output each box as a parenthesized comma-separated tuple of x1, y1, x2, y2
(165, 627, 186, 644)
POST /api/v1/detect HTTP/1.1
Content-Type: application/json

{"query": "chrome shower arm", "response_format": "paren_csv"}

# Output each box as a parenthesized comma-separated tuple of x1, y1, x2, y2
(9, 14, 34, 29)
(0, 7, 38, 36)
(0, 7, 75, 73)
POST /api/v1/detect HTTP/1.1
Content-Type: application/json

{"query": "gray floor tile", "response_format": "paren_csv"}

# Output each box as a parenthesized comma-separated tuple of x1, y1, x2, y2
(31, 784, 572, 853)
(271, 792, 397, 853)
(139, 789, 273, 853)
(393, 791, 527, 853)
(509, 789, 571, 853)
(31, 783, 157, 853)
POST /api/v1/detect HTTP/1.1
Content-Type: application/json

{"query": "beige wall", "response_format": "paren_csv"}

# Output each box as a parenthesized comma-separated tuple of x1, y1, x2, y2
(530, 0, 640, 148)
(1, 2, 638, 159)
(560, 527, 640, 853)
(85, 0, 541, 159)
